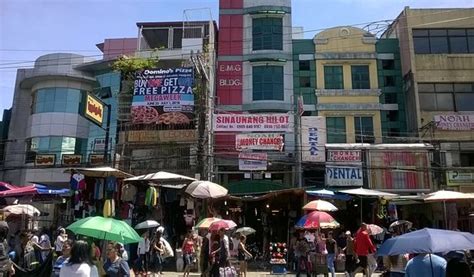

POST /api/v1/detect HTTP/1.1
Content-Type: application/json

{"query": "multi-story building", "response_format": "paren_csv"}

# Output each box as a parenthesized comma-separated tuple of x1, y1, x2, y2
(0, 109, 12, 167)
(384, 8, 474, 193)
(214, 0, 296, 192)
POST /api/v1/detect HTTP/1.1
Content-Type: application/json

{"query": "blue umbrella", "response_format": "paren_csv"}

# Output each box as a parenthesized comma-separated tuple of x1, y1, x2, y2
(295, 215, 308, 229)
(377, 228, 474, 256)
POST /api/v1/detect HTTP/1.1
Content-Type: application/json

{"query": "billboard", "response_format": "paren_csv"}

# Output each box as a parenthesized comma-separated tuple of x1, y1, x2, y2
(123, 130, 197, 143)
(238, 152, 267, 171)
(214, 113, 293, 132)
(62, 154, 82, 166)
(434, 114, 474, 131)
(326, 165, 363, 187)
(132, 68, 194, 125)
(327, 150, 362, 162)
(301, 116, 326, 162)
(35, 154, 56, 167)
(235, 133, 284, 151)
(85, 94, 104, 126)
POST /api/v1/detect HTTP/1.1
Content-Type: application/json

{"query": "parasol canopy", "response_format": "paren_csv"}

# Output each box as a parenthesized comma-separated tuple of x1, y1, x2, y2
(235, 227, 256, 236)
(135, 220, 160, 230)
(339, 187, 398, 198)
(367, 224, 384, 235)
(298, 211, 340, 229)
(195, 217, 222, 229)
(3, 204, 40, 216)
(124, 171, 196, 183)
(302, 200, 338, 212)
(185, 180, 228, 199)
(209, 219, 237, 231)
(64, 167, 133, 178)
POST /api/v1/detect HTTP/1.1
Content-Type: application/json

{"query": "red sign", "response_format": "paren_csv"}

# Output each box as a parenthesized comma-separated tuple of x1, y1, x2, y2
(236, 133, 284, 151)
(217, 61, 242, 89)
(327, 150, 362, 162)
(214, 113, 293, 132)
(238, 152, 268, 161)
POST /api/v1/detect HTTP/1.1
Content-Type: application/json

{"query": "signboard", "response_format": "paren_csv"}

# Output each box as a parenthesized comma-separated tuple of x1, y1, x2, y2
(446, 171, 474, 186)
(297, 95, 304, 116)
(238, 152, 267, 171)
(301, 116, 326, 162)
(85, 94, 104, 126)
(368, 151, 431, 190)
(235, 133, 284, 151)
(326, 165, 363, 187)
(132, 68, 194, 125)
(434, 114, 474, 131)
(35, 154, 55, 166)
(93, 138, 113, 152)
(217, 61, 242, 89)
(62, 154, 82, 166)
(89, 154, 105, 165)
(327, 150, 362, 162)
(214, 113, 293, 132)
(124, 130, 197, 143)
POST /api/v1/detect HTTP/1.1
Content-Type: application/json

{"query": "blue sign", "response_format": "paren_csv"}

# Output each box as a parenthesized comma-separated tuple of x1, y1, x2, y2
(326, 166, 363, 186)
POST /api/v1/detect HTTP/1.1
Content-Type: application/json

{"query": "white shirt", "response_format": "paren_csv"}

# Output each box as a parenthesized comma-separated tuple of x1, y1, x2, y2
(59, 263, 99, 277)
(31, 235, 39, 244)
(137, 238, 150, 255)
(55, 235, 67, 252)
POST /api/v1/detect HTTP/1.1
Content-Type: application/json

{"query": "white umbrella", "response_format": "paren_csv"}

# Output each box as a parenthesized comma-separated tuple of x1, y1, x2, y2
(3, 204, 40, 216)
(235, 227, 256, 236)
(64, 167, 133, 178)
(389, 220, 413, 231)
(185, 181, 228, 199)
(302, 200, 338, 212)
(124, 171, 196, 183)
(424, 190, 474, 229)
(135, 220, 160, 230)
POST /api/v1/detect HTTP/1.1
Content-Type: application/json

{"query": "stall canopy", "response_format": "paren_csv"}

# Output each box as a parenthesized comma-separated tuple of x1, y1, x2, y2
(0, 182, 37, 197)
(339, 187, 398, 198)
(124, 171, 196, 185)
(63, 167, 133, 178)
(423, 190, 474, 229)
(306, 189, 352, 201)
(33, 184, 70, 196)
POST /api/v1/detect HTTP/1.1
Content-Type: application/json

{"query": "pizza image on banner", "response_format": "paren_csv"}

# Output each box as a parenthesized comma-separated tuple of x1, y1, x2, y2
(132, 67, 195, 125)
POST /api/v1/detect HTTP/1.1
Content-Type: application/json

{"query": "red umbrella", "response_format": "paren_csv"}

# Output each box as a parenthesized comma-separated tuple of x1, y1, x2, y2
(209, 219, 237, 231)
(303, 211, 339, 229)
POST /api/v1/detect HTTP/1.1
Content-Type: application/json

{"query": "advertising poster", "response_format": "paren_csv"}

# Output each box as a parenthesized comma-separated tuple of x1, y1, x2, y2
(235, 133, 284, 151)
(132, 68, 194, 125)
(214, 113, 293, 132)
(301, 116, 326, 162)
(434, 114, 474, 131)
(62, 154, 82, 166)
(35, 154, 56, 166)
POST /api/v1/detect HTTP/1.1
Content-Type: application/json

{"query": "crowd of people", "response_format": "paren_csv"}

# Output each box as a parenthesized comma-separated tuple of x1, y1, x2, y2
(288, 223, 473, 277)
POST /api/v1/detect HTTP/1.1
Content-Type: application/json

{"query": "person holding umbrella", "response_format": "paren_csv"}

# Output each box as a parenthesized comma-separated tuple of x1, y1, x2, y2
(405, 253, 447, 277)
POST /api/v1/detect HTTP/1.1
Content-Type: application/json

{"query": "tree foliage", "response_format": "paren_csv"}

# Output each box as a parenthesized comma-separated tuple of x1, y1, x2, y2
(112, 55, 158, 80)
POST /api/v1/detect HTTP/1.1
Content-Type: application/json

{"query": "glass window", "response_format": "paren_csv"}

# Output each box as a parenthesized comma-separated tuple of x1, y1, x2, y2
(351, 65, 370, 89)
(252, 17, 283, 50)
(449, 36, 468, 53)
(299, 60, 310, 71)
(435, 83, 453, 92)
(26, 136, 87, 165)
(413, 37, 430, 54)
(385, 93, 398, 104)
(299, 76, 311, 88)
(33, 88, 84, 114)
(354, 116, 374, 143)
(456, 93, 474, 111)
(436, 94, 454, 110)
(382, 60, 395, 70)
(173, 28, 183, 49)
(252, 66, 284, 101)
(430, 37, 449, 53)
(384, 76, 395, 87)
(429, 29, 447, 36)
(413, 28, 474, 54)
(419, 93, 437, 111)
(418, 83, 435, 92)
(468, 37, 474, 53)
(324, 66, 344, 89)
(326, 117, 346, 143)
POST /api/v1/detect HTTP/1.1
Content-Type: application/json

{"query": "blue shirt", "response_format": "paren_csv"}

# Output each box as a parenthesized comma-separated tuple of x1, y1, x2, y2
(104, 258, 130, 277)
(405, 254, 447, 277)
(53, 256, 68, 277)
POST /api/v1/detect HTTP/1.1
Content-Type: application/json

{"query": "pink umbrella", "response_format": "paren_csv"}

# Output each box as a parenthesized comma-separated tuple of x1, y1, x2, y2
(367, 224, 384, 235)
(209, 219, 237, 231)
(303, 211, 339, 229)
(302, 200, 338, 212)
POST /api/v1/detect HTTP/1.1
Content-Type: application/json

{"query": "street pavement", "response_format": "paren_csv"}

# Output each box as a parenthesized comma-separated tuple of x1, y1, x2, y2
(161, 272, 383, 276)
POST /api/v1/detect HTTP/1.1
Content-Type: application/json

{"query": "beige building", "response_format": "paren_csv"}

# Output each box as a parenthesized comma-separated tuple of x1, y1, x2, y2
(384, 8, 474, 192)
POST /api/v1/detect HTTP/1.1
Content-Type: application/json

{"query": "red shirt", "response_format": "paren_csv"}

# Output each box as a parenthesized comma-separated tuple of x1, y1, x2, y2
(354, 229, 376, 256)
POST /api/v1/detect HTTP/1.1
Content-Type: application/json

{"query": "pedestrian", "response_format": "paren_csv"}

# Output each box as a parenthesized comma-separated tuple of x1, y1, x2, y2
(182, 230, 195, 277)
(152, 231, 165, 276)
(55, 228, 68, 257)
(353, 223, 376, 276)
(0, 221, 14, 277)
(39, 228, 52, 261)
(343, 231, 356, 277)
(30, 229, 39, 244)
(294, 231, 310, 277)
(326, 231, 337, 277)
(209, 233, 220, 277)
(53, 239, 72, 277)
(405, 253, 447, 277)
(237, 234, 252, 277)
(210, 228, 230, 275)
(59, 240, 99, 277)
(137, 231, 150, 275)
(446, 258, 472, 277)
(199, 230, 210, 277)
(104, 242, 131, 277)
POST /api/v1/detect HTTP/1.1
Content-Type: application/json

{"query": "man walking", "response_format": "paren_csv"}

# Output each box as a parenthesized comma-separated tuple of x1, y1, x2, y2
(353, 223, 375, 276)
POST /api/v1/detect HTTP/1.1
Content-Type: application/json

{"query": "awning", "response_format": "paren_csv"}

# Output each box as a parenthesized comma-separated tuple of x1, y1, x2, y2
(63, 167, 133, 179)
(226, 180, 291, 196)
(306, 189, 352, 201)
(339, 187, 399, 198)
(124, 171, 196, 184)
(33, 184, 70, 196)
(0, 182, 37, 197)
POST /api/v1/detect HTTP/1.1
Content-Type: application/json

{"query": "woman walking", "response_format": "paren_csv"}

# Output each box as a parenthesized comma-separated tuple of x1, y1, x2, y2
(54, 239, 72, 277)
(237, 235, 252, 277)
(59, 240, 99, 277)
(152, 231, 165, 276)
(104, 242, 131, 276)
(182, 230, 195, 277)
(325, 231, 338, 277)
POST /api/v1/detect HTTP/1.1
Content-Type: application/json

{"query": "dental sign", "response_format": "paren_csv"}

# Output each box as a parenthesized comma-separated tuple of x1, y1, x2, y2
(301, 116, 326, 162)
(326, 165, 363, 187)
(235, 133, 284, 151)
(85, 93, 104, 126)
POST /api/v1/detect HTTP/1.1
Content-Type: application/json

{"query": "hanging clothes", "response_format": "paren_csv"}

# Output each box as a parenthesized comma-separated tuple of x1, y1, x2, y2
(145, 187, 158, 207)
(70, 173, 86, 191)
(103, 199, 115, 218)
(121, 184, 137, 202)
(94, 179, 104, 200)
(105, 176, 117, 192)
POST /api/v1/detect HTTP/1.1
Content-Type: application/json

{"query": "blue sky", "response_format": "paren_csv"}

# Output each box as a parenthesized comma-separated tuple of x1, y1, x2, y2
(0, 0, 472, 119)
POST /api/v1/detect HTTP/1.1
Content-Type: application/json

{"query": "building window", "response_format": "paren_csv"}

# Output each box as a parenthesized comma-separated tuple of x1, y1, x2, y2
(384, 76, 396, 87)
(324, 66, 344, 89)
(385, 93, 398, 104)
(26, 136, 87, 164)
(460, 152, 474, 166)
(413, 28, 474, 54)
(33, 88, 84, 114)
(382, 59, 395, 70)
(299, 60, 310, 71)
(299, 76, 311, 88)
(252, 17, 283, 51)
(418, 83, 474, 111)
(351, 65, 370, 89)
(354, 116, 374, 143)
(387, 111, 398, 121)
(252, 66, 284, 101)
(326, 117, 346, 143)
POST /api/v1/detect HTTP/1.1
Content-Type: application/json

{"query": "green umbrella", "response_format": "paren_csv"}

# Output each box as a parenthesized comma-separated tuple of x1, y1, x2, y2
(67, 216, 141, 244)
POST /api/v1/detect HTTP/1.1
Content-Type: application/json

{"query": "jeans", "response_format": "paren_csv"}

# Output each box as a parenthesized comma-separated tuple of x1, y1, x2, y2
(327, 253, 336, 277)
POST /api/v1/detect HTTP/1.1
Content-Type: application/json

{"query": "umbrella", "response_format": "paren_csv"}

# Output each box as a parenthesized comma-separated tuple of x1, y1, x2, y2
(303, 211, 340, 229)
(303, 200, 338, 212)
(389, 220, 413, 231)
(424, 190, 474, 228)
(64, 167, 133, 178)
(306, 189, 352, 201)
(235, 227, 256, 236)
(209, 219, 237, 231)
(124, 171, 196, 183)
(185, 181, 228, 199)
(67, 216, 141, 244)
(135, 220, 160, 230)
(340, 187, 398, 222)
(377, 228, 474, 256)
(195, 217, 222, 229)
(3, 204, 40, 216)
(367, 224, 384, 235)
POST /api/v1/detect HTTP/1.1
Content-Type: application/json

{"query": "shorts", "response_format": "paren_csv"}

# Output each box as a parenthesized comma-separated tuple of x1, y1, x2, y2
(357, 256, 368, 268)
(184, 253, 194, 266)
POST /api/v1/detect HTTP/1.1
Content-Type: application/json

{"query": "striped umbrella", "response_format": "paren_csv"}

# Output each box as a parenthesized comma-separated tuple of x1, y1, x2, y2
(302, 200, 338, 212)
(303, 211, 340, 229)
(195, 217, 221, 229)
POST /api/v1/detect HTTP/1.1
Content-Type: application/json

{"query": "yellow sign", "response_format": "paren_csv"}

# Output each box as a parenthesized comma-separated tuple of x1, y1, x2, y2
(35, 154, 56, 166)
(85, 94, 104, 126)
(122, 130, 197, 143)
